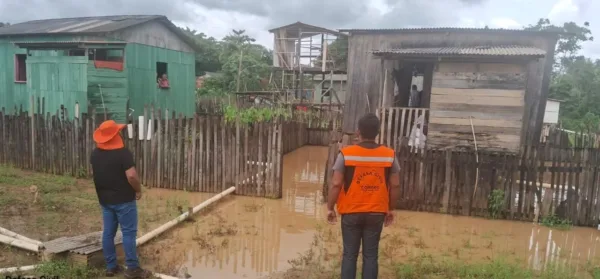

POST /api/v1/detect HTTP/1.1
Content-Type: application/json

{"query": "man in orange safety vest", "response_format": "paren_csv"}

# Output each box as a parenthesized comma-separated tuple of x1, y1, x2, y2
(327, 113, 401, 279)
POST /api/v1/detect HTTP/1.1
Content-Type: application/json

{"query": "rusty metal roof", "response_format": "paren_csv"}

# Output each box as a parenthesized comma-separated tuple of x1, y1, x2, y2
(371, 46, 546, 58)
(339, 27, 564, 36)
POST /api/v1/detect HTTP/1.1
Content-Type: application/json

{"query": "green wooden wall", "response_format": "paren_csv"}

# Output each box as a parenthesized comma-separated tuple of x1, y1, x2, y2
(0, 36, 85, 114)
(125, 43, 195, 117)
(87, 62, 128, 122)
(1, 37, 196, 120)
(26, 56, 88, 116)
(0, 41, 27, 112)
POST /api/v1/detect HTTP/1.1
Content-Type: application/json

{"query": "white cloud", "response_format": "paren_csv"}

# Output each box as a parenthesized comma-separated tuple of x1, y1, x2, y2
(173, 3, 272, 47)
(548, 0, 579, 20)
(490, 18, 521, 29)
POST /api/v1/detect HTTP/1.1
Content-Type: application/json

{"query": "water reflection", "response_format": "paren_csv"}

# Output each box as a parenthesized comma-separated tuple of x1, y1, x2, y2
(140, 146, 600, 279)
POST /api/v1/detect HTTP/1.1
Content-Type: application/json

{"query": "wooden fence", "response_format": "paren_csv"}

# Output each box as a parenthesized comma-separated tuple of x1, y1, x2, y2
(0, 105, 322, 198)
(324, 140, 600, 227)
(376, 107, 429, 149)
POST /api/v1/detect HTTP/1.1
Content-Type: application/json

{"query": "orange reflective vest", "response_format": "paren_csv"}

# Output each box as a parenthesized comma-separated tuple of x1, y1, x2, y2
(337, 144, 395, 214)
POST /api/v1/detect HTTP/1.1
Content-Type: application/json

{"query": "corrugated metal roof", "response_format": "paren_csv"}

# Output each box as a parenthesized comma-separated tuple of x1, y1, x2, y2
(11, 40, 127, 49)
(12, 40, 127, 45)
(0, 15, 162, 35)
(371, 46, 546, 58)
(268, 21, 346, 37)
(339, 27, 564, 35)
(0, 15, 202, 53)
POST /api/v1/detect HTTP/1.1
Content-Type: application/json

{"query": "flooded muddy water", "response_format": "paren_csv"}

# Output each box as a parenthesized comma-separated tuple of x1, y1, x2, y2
(140, 146, 600, 278)
(140, 146, 328, 278)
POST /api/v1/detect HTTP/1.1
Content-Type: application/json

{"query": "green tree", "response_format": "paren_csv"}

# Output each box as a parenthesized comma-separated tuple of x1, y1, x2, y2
(219, 29, 271, 92)
(526, 19, 599, 133)
(179, 27, 221, 74)
(181, 28, 272, 96)
(314, 36, 348, 70)
(525, 19, 594, 73)
(549, 58, 600, 132)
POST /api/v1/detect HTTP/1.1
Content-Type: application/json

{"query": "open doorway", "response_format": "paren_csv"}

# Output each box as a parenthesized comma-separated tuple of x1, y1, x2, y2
(392, 62, 434, 109)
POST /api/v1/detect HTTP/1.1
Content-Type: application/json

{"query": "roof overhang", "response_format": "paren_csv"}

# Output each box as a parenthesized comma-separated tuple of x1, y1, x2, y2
(269, 22, 346, 38)
(370, 46, 546, 60)
(339, 27, 567, 37)
(12, 40, 127, 50)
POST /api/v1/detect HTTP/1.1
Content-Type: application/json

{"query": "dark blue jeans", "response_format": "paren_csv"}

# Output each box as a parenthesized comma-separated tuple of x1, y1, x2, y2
(101, 201, 139, 270)
(341, 213, 385, 279)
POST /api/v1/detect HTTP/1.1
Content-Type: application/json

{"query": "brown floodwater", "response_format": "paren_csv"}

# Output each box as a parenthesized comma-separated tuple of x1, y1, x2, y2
(140, 146, 600, 278)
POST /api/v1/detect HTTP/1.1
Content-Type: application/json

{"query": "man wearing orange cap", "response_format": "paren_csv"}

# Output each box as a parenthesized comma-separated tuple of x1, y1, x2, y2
(91, 120, 151, 278)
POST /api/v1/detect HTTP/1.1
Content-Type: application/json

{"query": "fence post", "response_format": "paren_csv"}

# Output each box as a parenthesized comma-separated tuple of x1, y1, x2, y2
(442, 150, 452, 213)
(30, 95, 35, 170)
(277, 120, 283, 198)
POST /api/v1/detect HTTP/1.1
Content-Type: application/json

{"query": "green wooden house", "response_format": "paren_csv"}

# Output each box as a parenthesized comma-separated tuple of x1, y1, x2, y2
(0, 15, 199, 122)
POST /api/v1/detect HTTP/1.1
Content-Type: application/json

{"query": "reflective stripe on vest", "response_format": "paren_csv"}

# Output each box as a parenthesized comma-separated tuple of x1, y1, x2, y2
(337, 144, 395, 214)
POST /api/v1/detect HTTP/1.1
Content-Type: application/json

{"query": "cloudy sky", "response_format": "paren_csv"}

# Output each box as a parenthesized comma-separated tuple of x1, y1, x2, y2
(0, 0, 598, 58)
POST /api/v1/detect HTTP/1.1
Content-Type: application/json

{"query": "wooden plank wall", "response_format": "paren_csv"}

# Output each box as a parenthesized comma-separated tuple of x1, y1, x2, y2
(421, 62, 526, 152)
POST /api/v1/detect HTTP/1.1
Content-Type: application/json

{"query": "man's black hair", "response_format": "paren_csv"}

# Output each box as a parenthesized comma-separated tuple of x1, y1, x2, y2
(411, 84, 418, 90)
(358, 113, 380, 140)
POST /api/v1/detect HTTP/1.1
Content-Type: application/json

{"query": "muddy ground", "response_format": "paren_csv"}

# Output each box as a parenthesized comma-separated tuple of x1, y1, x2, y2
(0, 165, 196, 270)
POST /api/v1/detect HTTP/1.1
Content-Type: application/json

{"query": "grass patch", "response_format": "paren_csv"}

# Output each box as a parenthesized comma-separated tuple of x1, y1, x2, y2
(487, 189, 505, 219)
(394, 254, 581, 279)
(33, 261, 103, 279)
(273, 223, 591, 279)
(540, 214, 572, 231)
(0, 165, 76, 188)
(0, 165, 199, 244)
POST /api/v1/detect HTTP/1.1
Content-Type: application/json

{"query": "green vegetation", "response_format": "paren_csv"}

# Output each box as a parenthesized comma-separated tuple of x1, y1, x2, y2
(180, 28, 272, 96)
(540, 214, 573, 230)
(394, 254, 583, 279)
(487, 189, 505, 219)
(34, 261, 103, 279)
(0, 164, 194, 245)
(223, 105, 292, 124)
(274, 223, 597, 279)
(526, 19, 598, 135)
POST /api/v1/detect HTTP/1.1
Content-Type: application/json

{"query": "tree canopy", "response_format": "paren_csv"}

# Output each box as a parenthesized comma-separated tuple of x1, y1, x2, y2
(181, 28, 273, 96)
(525, 18, 594, 73)
(526, 19, 599, 133)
